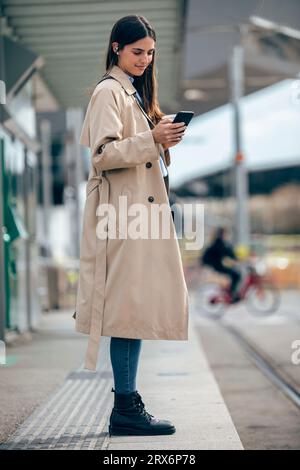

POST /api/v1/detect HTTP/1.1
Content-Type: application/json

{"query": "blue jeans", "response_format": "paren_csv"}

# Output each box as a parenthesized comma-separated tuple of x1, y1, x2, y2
(110, 337, 142, 394)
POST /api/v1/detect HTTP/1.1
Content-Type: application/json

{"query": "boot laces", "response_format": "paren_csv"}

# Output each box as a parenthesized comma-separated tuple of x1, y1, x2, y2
(111, 388, 155, 421)
(134, 392, 155, 421)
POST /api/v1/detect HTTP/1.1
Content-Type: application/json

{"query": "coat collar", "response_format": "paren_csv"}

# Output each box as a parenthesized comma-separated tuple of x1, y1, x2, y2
(107, 65, 155, 126)
(106, 65, 137, 96)
(104, 65, 168, 169)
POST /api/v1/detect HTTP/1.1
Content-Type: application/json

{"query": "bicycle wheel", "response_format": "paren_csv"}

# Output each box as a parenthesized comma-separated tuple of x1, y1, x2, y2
(194, 282, 227, 319)
(245, 282, 280, 316)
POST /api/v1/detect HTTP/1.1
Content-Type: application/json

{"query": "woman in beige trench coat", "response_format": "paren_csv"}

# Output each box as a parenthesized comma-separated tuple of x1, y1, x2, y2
(74, 15, 189, 436)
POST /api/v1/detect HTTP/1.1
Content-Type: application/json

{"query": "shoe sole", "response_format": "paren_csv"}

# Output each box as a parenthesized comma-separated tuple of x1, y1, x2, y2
(109, 425, 176, 436)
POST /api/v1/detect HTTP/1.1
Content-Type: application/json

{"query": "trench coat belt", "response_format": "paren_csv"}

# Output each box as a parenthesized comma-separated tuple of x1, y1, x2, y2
(84, 171, 109, 372)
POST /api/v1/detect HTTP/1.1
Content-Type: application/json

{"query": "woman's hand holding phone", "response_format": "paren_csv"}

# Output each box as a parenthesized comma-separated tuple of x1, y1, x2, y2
(151, 118, 186, 149)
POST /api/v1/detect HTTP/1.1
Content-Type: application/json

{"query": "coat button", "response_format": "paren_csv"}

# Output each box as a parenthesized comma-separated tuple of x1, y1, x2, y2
(97, 144, 105, 154)
(148, 196, 154, 203)
(146, 162, 152, 168)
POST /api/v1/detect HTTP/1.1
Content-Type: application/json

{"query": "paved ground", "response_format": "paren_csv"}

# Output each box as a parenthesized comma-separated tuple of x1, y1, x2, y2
(0, 309, 243, 450)
(192, 289, 300, 450)
(0, 311, 87, 444)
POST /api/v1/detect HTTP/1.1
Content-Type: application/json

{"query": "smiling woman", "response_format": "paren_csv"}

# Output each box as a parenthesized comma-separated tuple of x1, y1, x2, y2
(104, 16, 162, 124)
(75, 14, 189, 438)
(113, 38, 155, 75)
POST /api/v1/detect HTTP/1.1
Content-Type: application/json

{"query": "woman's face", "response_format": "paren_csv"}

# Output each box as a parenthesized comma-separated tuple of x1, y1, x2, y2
(112, 36, 155, 77)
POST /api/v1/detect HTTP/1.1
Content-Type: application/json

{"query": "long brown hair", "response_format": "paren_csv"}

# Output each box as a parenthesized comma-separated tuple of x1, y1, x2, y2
(88, 15, 165, 124)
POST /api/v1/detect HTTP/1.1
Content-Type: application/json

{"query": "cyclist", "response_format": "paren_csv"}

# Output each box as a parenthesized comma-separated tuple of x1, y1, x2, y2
(200, 227, 242, 303)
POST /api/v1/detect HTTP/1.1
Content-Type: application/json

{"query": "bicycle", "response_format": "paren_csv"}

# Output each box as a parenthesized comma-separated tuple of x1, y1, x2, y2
(194, 263, 280, 319)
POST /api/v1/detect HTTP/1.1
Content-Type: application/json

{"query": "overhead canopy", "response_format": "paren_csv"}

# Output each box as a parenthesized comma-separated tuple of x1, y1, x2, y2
(1, 0, 187, 110)
(170, 79, 300, 188)
(2, 0, 300, 117)
(1, 35, 44, 99)
(0, 34, 44, 149)
(181, 0, 300, 115)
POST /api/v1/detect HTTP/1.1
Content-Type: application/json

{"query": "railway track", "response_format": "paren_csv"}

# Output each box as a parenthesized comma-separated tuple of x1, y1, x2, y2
(219, 321, 300, 410)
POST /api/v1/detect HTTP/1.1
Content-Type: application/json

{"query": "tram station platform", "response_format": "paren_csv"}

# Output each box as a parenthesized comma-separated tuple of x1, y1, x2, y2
(0, 308, 243, 450)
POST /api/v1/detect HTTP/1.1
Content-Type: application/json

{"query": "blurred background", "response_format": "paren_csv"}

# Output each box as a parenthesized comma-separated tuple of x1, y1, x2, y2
(1, 0, 300, 334)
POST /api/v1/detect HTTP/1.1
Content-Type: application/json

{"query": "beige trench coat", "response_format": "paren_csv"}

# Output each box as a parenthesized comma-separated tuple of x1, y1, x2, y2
(74, 64, 189, 371)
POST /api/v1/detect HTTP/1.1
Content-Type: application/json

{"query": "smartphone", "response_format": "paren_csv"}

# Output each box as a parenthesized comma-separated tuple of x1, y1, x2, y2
(172, 111, 194, 127)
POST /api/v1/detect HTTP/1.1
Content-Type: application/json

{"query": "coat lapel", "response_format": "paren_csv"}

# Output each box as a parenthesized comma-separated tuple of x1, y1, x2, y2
(132, 94, 154, 128)
(105, 65, 167, 169)
(132, 94, 168, 169)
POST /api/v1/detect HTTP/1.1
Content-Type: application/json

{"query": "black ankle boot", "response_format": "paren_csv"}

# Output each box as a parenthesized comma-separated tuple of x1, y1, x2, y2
(108, 388, 176, 436)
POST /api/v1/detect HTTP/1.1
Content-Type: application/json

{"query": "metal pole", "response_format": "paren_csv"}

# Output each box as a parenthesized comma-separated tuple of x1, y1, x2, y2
(229, 39, 250, 249)
(23, 148, 32, 330)
(66, 108, 84, 259)
(0, 138, 6, 342)
(40, 119, 52, 257)
(40, 119, 61, 310)
(0, 29, 6, 342)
